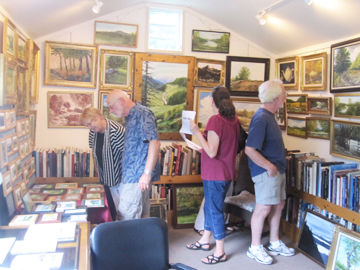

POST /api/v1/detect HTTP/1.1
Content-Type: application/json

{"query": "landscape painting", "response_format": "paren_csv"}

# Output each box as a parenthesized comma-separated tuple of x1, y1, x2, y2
(5, 18, 16, 56)
(276, 56, 299, 90)
(194, 58, 225, 87)
(192, 30, 229, 53)
(226, 56, 270, 97)
(331, 120, 360, 161)
(17, 35, 27, 63)
(44, 41, 98, 88)
(286, 94, 308, 114)
(334, 93, 360, 118)
(307, 97, 331, 115)
(306, 117, 330, 140)
(232, 97, 261, 132)
(95, 21, 138, 47)
(300, 52, 327, 91)
(331, 37, 360, 93)
(195, 89, 212, 130)
(287, 117, 307, 138)
(48, 92, 93, 128)
(134, 53, 194, 140)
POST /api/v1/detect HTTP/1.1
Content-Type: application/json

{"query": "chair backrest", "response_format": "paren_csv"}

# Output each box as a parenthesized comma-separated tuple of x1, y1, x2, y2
(234, 152, 255, 195)
(90, 217, 169, 270)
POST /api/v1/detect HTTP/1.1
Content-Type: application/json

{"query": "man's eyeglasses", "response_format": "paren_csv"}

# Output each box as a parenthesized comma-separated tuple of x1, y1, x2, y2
(107, 99, 120, 110)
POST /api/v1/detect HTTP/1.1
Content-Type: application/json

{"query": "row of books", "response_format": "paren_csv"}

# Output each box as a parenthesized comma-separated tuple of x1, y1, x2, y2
(159, 143, 201, 176)
(32, 148, 96, 178)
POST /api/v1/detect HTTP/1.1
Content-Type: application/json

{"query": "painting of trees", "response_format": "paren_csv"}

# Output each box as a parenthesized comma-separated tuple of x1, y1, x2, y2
(331, 120, 360, 161)
(192, 30, 229, 53)
(306, 118, 330, 139)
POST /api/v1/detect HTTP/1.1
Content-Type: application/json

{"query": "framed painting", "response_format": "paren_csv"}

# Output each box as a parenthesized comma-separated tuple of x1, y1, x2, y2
(0, 138, 8, 167)
(307, 97, 332, 115)
(195, 88, 212, 130)
(232, 97, 261, 132)
(13, 184, 22, 208)
(0, 111, 4, 130)
(44, 41, 98, 88)
(134, 53, 195, 140)
(94, 21, 138, 48)
(275, 102, 286, 130)
(297, 210, 337, 267)
(287, 116, 307, 138)
(6, 136, 12, 155)
(275, 56, 299, 90)
(3, 18, 16, 57)
(10, 110, 16, 127)
(30, 41, 40, 104)
(172, 184, 204, 229)
(226, 56, 270, 97)
(192, 30, 230, 53)
(331, 120, 360, 162)
(2, 171, 12, 197)
(12, 135, 18, 152)
(300, 52, 327, 91)
(99, 49, 134, 90)
(9, 161, 17, 183)
(47, 91, 93, 128)
(29, 110, 37, 146)
(4, 58, 17, 104)
(98, 90, 131, 125)
(330, 37, 360, 93)
(334, 93, 360, 118)
(286, 94, 308, 114)
(194, 58, 225, 87)
(326, 225, 360, 270)
(16, 65, 29, 115)
(306, 117, 330, 140)
(17, 34, 27, 63)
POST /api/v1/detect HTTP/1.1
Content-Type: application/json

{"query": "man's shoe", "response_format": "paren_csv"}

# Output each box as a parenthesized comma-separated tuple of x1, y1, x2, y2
(246, 245, 273, 265)
(267, 240, 295, 256)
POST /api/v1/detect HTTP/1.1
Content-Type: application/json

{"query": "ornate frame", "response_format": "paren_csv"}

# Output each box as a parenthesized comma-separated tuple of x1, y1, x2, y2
(275, 56, 299, 90)
(300, 52, 327, 91)
(307, 97, 332, 115)
(194, 58, 225, 87)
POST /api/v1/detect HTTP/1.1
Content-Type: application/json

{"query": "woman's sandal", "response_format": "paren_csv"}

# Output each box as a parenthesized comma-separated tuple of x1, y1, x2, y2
(194, 228, 204, 236)
(202, 253, 227, 264)
(186, 241, 210, 251)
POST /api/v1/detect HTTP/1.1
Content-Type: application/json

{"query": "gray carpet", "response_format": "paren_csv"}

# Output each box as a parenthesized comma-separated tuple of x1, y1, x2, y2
(168, 226, 324, 270)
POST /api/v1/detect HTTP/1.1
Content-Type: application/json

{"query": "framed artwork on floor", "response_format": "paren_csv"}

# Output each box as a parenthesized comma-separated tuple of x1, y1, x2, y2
(192, 30, 230, 53)
(307, 97, 332, 115)
(300, 52, 327, 91)
(287, 117, 307, 139)
(334, 93, 360, 118)
(94, 21, 138, 48)
(306, 117, 330, 140)
(195, 88, 212, 130)
(194, 58, 225, 87)
(226, 56, 270, 97)
(134, 53, 195, 140)
(275, 56, 299, 90)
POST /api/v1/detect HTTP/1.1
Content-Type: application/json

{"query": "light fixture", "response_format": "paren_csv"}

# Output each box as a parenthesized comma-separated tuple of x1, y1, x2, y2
(92, 0, 103, 14)
(302, 0, 313, 5)
(255, 11, 267, 25)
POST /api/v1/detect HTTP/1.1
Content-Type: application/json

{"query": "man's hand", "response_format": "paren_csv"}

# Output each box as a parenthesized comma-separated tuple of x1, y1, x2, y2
(267, 163, 278, 178)
(138, 174, 151, 191)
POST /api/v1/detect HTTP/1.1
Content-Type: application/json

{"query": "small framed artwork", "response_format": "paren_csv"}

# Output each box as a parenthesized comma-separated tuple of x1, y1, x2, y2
(5, 111, 11, 128)
(2, 171, 12, 197)
(306, 117, 330, 140)
(9, 161, 17, 182)
(31, 203, 56, 213)
(192, 30, 230, 53)
(66, 188, 84, 195)
(0, 139, 8, 167)
(29, 110, 37, 146)
(86, 186, 104, 193)
(63, 194, 82, 201)
(17, 34, 27, 63)
(13, 185, 22, 208)
(10, 110, 16, 127)
(307, 97, 332, 115)
(15, 158, 22, 177)
(21, 192, 34, 213)
(150, 198, 167, 221)
(17, 121, 22, 136)
(30, 157, 35, 173)
(334, 93, 360, 118)
(20, 180, 27, 197)
(30, 193, 49, 202)
(21, 120, 26, 135)
(6, 136, 12, 155)
(80, 182, 102, 187)
(4, 58, 17, 104)
(275, 56, 299, 90)
(286, 94, 308, 114)
(94, 21, 138, 48)
(24, 141, 29, 156)
(194, 58, 225, 87)
(330, 37, 360, 93)
(46, 195, 64, 202)
(20, 143, 25, 158)
(41, 189, 67, 196)
(32, 183, 54, 189)
(28, 188, 41, 194)
(287, 117, 307, 138)
(331, 120, 360, 162)
(226, 56, 270, 97)
(172, 184, 204, 229)
(0, 112, 5, 130)
(98, 90, 130, 125)
(30, 41, 40, 104)
(25, 119, 29, 133)
(23, 168, 29, 183)
(326, 225, 360, 270)
(55, 183, 78, 189)
(300, 52, 327, 91)
(16, 65, 29, 116)
(37, 212, 63, 224)
(232, 97, 262, 132)
(195, 88, 213, 130)
(99, 49, 134, 90)
(82, 198, 105, 208)
(44, 41, 98, 88)
(12, 135, 18, 151)
(84, 193, 104, 199)
(297, 210, 337, 267)
(3, 18, 16, 57)
(47, 91, 94, 128)
(275, 102, 286, 130)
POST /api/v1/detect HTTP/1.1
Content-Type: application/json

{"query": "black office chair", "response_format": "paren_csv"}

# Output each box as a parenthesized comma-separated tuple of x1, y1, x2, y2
(90, 217, 195, 270)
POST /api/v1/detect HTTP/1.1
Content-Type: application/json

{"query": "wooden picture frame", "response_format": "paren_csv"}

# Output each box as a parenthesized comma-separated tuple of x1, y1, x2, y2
(30, 41, 40, 104)
(16, 65, 29, 116)
(13, 184, 22, 208)
(307, 97, 332, 115)
(21, 192, 34, 213)
(86, 186, 104, 193)
(66, 188, 84, 194)
(150, 198, 167, 221)
(226, 56, 270, 97)
(276, 56, 299, 90)
(47, 91, 93, 128)
(82, 198, 105, 208)
(41, 189, 67, 196)
(2, 171, 12, 197)
(134, 53, 195, 140)
(29, 110, 37, 146)
(192, 30, 230, 53)
(331, 120, 360, 162)
(5, 136, 13, 156)
(0, 111, 4, 130)
(30, 193, 49, 202)
(194, 58, 225, 87)
(32, 183, 54, 189)
(46, 195, 64, 202)
(300, 52, 327, 91)
(94, 21, 138, 48)
(36, 212, 63, 224)
(17, 34, 27, 63)
(3, 18, 16, 57)
(63, 194, 82, 201)
(4, 58, 17, 104)
(330, 37, 360, 93)
(326, 225, 360, 270)
(195, 88, 212, 130)
(10, 110, 16, 127)
(83, 193, 104, 199)
(287, 116, 307, 138)
(297, 210, 337, 267)
(55, 182, 78, 189)
(172, 184, 204, 229)
(306, 117, 330, 140)
(98, 90, 131, 126)
(334, 93, 360, 118)
(99, 49, 134, 90)
(9, 161, 17, 183)
(44, 41, 98, 88)
(231, 97, 262, 132)
(286, 94, 308, 114)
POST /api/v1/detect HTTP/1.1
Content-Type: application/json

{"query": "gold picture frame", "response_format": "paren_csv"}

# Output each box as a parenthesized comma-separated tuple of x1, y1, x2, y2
(16, 64, 30, 115)
(3, 17, 17, 57)
(307, 97, 332, 115)
(194, 58, 225, 87)
(44, 41, 98, 88)
(29, 40, 40, 104)
(195, 88, 212, 130)
(4, 58, 17, 105)
(17, 33, 28, 64)
(275, 56, 299, 90)
(334, 93, 360, 119)
(99, 49, 134, 90)
(134, 53, 195, 140)
(300, 52, 327, 91)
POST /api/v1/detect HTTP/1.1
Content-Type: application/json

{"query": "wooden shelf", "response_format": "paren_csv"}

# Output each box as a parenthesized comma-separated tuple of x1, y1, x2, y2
(154, 174, 202, 184)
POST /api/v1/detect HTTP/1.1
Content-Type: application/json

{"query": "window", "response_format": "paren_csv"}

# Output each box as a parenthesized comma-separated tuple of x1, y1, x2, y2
(147, 8, 183, 52)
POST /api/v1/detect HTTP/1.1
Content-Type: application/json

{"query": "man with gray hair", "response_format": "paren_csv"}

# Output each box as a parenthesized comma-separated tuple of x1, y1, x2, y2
(245, 79, 294, 265)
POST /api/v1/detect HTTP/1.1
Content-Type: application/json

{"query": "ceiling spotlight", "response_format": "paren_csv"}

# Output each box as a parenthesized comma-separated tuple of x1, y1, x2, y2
(302, 0, 313, 5)
(255, 11, 267, 25)
(92, 0, 103, 13)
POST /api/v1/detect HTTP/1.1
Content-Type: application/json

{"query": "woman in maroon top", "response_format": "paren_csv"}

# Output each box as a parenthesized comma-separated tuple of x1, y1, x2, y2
(186, 86, 240, 264)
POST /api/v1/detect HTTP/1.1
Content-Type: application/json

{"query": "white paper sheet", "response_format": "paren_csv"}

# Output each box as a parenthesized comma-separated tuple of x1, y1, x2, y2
(0, 238, 16, 264)
(179, 110, 202, 152)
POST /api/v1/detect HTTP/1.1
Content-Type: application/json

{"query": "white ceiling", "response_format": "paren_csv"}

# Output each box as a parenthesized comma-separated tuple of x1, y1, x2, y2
(0, 0, 359, 55)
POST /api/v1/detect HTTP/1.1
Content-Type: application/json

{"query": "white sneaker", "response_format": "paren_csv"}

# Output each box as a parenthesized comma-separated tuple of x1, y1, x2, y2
(267, 240, 295, 256)
(247, 245, 273, 265)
